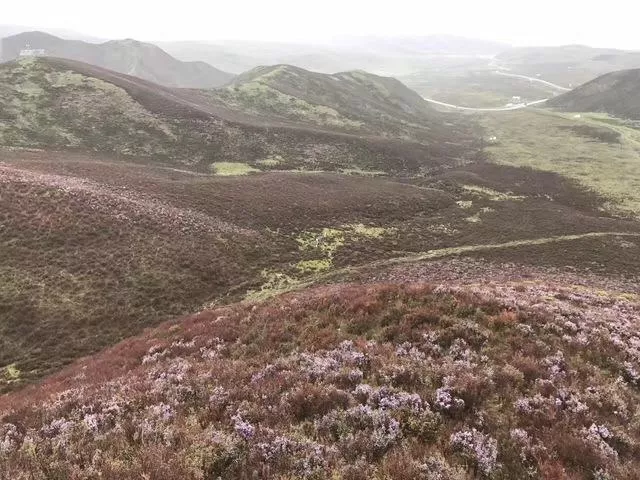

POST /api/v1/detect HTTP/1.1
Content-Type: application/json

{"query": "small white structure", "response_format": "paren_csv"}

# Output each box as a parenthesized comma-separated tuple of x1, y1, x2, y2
(511, 96, 522, 103)
(19, 44, 46, 57)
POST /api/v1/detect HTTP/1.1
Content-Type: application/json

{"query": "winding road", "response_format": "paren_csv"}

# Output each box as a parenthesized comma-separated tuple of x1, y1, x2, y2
(494, 70, 571, 92)
(422, 68, 569, 111)
(423, 97, 548, 112)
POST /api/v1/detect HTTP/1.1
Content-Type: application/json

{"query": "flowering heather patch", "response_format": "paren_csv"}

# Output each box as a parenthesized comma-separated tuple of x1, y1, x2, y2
(1, 280, 640, 479)
(450, 428, 499, 475)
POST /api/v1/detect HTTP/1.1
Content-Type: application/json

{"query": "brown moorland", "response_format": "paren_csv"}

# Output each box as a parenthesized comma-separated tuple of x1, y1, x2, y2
(1, 149, 639, 393)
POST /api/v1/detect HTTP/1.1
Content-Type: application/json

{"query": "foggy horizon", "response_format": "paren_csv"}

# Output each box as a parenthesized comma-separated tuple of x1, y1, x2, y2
(2, 0, 640, 50)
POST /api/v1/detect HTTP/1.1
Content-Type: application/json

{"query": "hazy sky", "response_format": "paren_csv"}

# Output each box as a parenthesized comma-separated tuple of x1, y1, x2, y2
(3, 0, 640, 49)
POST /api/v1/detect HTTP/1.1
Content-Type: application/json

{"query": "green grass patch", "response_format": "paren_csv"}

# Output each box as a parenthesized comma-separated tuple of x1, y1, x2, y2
(256, 156, 284, 167)
(245, 270, 299, 301)
(3, 364, 21, 382)
(296, 224, 395, 256)
(211, 162, 260, 176)
(296, 259, 332, 274)
(484, 108, 640, 216)
(347, 223, 392, 238)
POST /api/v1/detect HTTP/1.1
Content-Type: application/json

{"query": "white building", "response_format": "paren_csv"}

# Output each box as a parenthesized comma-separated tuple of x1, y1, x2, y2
(19, 44, 46, 57)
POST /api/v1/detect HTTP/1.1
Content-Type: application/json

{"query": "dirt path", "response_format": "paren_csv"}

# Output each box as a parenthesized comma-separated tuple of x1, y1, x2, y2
(379, 231, 640, 265)
(241, 231, 640, 301)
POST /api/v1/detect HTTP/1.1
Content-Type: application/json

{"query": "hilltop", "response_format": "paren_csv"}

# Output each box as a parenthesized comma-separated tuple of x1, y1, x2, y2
(0, 56, 478, 174)
(547, 69, 640, 120)
(0, 31, 234, 88)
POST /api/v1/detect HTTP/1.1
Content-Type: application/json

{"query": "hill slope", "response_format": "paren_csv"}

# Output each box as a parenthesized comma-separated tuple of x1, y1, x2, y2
(547, 69, 640, 119)
(0, 57, 478, 174)
(2, 277, 640, 479)
(0, 31, 234, 88)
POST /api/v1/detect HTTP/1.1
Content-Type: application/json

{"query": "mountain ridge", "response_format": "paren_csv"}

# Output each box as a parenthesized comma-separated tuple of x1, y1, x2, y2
(0, 31, 234, 88)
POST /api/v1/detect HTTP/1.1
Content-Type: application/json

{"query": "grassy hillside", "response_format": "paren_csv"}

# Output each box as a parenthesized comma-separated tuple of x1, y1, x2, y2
(0, 57, 479, 175)
(0, 153, 448, 391)
(547, 69, 640, 120)
(2, 276, 640, 479)
(201, 64, 462, 144)
(0, 31, 234, 88)
(0, 57, 180, 156)
(483, 108, 640, 216)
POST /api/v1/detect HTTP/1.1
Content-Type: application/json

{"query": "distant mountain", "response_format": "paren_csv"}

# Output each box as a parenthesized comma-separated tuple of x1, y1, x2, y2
(547, 68, 640, 120)
(0, 24, 103, 42)
(157, 36, 509, 75)
(497, 45, 640, 87)
(1, 31, 234, 88)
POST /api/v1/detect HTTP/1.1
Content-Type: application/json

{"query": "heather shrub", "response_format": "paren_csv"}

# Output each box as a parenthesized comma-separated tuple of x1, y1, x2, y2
(1, 282, 640, 479)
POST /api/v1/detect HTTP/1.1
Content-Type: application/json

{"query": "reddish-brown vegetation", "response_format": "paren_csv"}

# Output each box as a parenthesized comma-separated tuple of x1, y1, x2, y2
(1, 279, 639, 479)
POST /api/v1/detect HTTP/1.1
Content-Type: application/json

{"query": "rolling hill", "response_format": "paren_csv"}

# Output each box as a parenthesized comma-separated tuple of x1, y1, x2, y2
(0, 31, 234, 88)
(0, 24, 103, 42)
(547, 69, 640, 120)
(0, 56, 478, 174)
(0, 125, 638, 395)
(203, 64, 451, 141)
